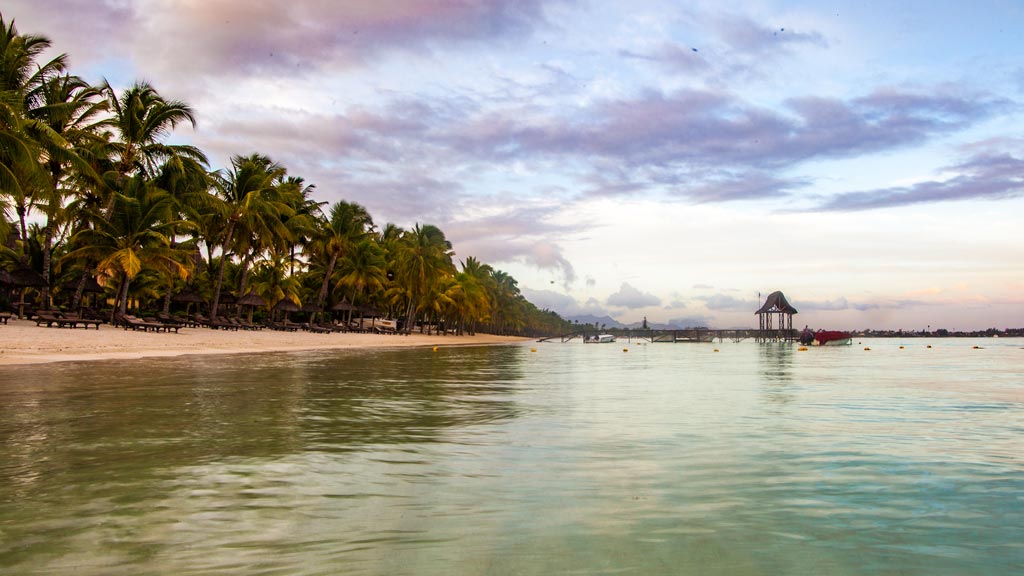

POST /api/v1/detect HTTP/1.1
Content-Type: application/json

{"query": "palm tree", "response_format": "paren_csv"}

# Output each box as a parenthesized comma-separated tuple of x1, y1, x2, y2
(150, 156, 208, 312)
(334, 236, 386, 308)
(0, 13, 67, 259)
(207, 153, 293, 318)
(249, 251, 301, 321)
(307, 200, 372, 320)
(455, 256, 494, 334)
(393, 223, 454, 333)
(103, 80, 206, 182)
(64, 175, 190, 319)
(278, 175, 322, 275)
(28, 73, 107, 305)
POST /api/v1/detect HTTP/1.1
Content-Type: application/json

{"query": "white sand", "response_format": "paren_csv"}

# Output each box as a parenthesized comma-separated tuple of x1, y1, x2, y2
(0, 318, 529, 365)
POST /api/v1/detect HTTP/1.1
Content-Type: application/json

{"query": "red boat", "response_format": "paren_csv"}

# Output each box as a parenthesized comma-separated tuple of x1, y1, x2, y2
(814, 330, 853, 346)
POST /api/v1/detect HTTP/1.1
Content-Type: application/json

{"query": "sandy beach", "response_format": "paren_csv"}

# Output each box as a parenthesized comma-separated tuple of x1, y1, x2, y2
(0, 319, 529, 366)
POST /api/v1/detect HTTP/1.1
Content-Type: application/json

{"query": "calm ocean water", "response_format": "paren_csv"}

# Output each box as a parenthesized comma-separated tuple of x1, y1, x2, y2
(1, 338, 1021, 575)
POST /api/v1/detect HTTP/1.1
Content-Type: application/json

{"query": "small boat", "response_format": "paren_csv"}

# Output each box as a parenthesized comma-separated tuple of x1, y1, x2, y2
(585, 334, 617, 343)
(814, 330, 852, 346)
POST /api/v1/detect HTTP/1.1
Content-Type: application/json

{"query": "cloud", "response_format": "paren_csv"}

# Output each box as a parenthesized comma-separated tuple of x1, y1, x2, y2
(793, 297, 850, 311)
(814, 151, 1024, 211)
(519, 289, 611, 318)
(444, 206, 581, 286)
(621, 13, 827, 82)
(697, 293, 756, 311)
(10, 0, 562, 80)
(449, 85, 1006, 202)
(712, 14, 827, 55)
(606, 282, 661, 308)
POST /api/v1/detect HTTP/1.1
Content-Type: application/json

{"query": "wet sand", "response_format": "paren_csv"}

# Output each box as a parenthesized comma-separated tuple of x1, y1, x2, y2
(0, 319, 529, 365)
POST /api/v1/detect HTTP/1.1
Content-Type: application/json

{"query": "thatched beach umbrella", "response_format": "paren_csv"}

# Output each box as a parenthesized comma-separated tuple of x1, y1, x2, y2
(273, 298, 299, 312)
(237, 292, 267, 323)
(172, 290, 207, 323)
(236, 292, 267, 307)
(331, 299, 358, 324)
(172, 290, 206, 304)
(273, 298, 299, 321)
(8, 267, 47, 288)
(6, 267, 47, 318)
(331, 299, 358, 312)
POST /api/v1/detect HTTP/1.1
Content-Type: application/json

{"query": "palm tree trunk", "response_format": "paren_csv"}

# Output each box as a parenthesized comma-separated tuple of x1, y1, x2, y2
(41, 222, 53, 308)
(71, 271, 87, 310)
(210, 221, 235, 319)
(237, 253, 254, 298)
(314, 253, 338, 324)
(16, 205, 29, 262)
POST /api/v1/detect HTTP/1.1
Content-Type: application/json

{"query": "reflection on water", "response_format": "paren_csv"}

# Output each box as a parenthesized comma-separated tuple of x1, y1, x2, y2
(1, 339, 1022, 575)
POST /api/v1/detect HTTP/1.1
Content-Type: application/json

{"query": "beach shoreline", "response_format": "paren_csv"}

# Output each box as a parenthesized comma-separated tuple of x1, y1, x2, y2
(0, 320, 530, 366)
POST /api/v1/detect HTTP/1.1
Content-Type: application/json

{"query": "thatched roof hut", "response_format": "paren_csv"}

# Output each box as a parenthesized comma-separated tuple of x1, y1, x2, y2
(755, 290, 797, 342)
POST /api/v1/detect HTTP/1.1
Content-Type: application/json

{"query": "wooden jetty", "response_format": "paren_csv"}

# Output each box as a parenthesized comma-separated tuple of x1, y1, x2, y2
(537, 327, 794, 344)
(538, 289, 801, 344)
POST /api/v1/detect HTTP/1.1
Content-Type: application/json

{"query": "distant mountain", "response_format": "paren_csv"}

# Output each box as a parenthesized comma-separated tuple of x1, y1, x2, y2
(565, 314, 624, 328)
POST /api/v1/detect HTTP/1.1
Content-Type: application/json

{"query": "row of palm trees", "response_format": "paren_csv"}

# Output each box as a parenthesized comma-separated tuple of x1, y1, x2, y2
(0, 13, 573, 337)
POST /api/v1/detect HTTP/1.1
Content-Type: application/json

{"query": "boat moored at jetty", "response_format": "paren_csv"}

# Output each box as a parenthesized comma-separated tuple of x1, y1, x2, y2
(813, 330, 853, 346)
(585, 334, 617, 343)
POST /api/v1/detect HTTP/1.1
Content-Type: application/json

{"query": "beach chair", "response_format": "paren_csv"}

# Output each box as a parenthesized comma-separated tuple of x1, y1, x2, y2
(61, 312, 102, 330)
(264, 319, 299, 332)
(302, 322, 331, 334)
(209, 316, 240, 331)
(317, 321, 348, 333)
(234, 317, 265, 331)
(120, 314, 171, 332)
(34, 310, 72, 328)
(156, 312, 187, 329)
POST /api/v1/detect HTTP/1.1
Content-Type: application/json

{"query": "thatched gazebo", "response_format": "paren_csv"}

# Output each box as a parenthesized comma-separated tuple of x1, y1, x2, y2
(755, 291, 798, 342)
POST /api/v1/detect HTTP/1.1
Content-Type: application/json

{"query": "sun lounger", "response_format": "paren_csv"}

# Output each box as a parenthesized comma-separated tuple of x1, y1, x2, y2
(145, 316, 182, 333)
(317, 321, 348, 333)
(209, 316, 240, 331)
(120, 314, 175, 332)
(0, 312, 12, 324)
(156, 312, 187, 329)
(264, 319, 300, 332)
(34, 310, 74, 328)
(302, 322, 331, 334)
(61, 312, 102, 330)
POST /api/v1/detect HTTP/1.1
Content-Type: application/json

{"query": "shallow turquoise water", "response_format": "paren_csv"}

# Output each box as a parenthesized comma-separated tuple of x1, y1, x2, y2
(1, 338, 1021, 574)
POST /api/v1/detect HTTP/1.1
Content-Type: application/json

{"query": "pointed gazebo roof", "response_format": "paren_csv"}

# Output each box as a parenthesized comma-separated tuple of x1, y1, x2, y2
(755, 291, 798, 315)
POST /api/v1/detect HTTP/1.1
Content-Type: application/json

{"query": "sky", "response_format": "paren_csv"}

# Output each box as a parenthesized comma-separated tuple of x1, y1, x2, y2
(6, 0, 1024, 330)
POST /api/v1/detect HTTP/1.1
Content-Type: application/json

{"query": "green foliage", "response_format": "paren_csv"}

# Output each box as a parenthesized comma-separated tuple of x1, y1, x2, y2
(0, 11, 573, 335)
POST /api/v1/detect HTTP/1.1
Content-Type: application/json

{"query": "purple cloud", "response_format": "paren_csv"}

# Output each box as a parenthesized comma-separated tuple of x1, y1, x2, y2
(444, 207, 582, 285)
(815, 151, 1024, 211)
(7, 0, 562, 78)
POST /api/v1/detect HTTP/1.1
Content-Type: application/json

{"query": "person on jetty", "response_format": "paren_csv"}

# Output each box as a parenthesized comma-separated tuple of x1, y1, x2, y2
(800, 325, 815, 346)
